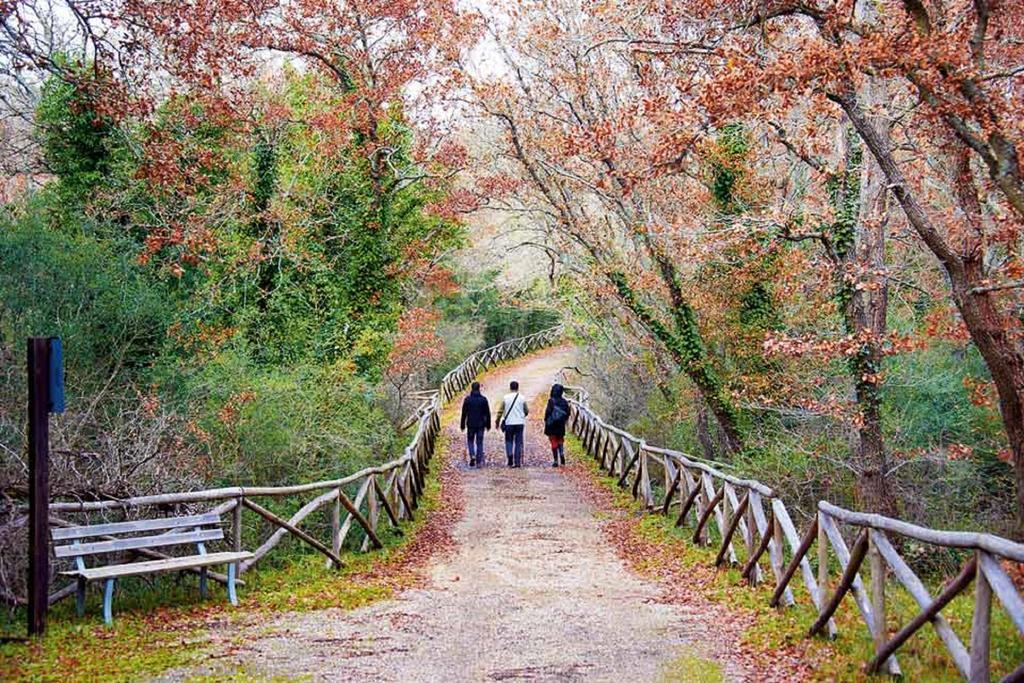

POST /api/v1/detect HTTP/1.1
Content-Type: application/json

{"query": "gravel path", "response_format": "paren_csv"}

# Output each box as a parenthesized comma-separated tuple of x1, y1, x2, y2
(169, 348, 750, 682)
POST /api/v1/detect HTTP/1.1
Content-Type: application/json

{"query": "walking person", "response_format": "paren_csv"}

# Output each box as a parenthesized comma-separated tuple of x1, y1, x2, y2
(544, 383, 570, 467)
(496, 380, 528, 468)
(460, 381, 491, 467)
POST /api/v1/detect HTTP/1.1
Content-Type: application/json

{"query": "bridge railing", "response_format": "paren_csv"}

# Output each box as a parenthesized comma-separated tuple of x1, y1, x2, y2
(565, 387, 1024, 681)
(40, 326, 562, 606)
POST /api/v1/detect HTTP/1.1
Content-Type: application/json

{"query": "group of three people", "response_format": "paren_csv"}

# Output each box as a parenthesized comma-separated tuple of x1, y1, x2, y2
(459, 380, 570, 468)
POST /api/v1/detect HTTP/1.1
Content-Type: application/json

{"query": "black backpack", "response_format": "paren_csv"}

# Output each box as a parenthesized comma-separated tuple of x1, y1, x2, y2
(545, 403, 568, 430)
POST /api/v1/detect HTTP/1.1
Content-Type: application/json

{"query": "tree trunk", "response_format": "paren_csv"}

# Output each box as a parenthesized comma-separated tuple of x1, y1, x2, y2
(695, 396, 719, 461)
(836, 87, 1024, 536)
(842, 118, 895, 516)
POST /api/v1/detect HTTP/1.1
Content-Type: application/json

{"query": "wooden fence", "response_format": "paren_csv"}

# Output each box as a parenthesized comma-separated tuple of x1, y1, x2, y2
(41, 326, 563, 606)
(566, 386, 1024, 682)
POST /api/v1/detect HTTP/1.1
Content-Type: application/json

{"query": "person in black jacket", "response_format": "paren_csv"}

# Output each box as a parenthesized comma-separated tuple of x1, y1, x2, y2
(460, 382, 491, 467)
(544, 383, 570, 467)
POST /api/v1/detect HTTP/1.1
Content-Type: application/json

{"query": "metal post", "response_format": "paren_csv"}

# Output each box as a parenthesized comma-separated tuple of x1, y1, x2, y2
(27, 337, 51, 636)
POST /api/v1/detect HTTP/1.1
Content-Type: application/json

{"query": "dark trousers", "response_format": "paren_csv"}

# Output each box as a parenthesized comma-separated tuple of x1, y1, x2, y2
(467, 428, 485, 465)
(504, 424, 524, 466)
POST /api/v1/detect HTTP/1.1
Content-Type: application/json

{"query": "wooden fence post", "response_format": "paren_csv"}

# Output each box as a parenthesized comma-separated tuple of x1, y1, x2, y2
(330, 488, 342, 563)
(818, 512, 830, 611)
(869, 530, 889, 670)
(969, 550, 991, 683)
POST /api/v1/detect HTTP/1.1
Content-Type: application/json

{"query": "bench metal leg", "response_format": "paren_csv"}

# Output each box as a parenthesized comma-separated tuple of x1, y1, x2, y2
(102, 578, 115, 626)
(76, 578, 86, 617)
(199, 567, 208, 600)
(227, 563, 238, 606)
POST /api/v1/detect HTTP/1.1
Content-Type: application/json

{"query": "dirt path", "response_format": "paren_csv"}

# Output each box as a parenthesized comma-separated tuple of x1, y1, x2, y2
(170, 348, 750, 682)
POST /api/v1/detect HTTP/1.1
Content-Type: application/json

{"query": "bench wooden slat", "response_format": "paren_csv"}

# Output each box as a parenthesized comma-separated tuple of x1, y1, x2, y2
(54, 528, 224, 558)
(59, 551, 253, 581)
(51, 513, 222, 541)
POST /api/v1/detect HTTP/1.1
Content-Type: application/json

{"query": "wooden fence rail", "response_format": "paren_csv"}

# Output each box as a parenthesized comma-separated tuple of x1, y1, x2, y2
(39, 326, 563, 606)
(565, 386, 1024, 682)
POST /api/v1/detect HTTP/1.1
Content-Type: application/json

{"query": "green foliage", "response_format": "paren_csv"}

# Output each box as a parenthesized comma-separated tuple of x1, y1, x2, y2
(35, 62, 115, 203)
(158, 351, 398, 486)
(737, 281, 780, 332)
(0, 71, 464, 591)
(826, 129, 863, 263)
(0, 202, 173, 372)
(708, 122, 750, 215)
(437, 270, 560, 348)
(610, 271, 740, 432)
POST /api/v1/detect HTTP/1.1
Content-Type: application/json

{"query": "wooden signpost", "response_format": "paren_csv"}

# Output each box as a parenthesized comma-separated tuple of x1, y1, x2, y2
(27, 336, 63, 637)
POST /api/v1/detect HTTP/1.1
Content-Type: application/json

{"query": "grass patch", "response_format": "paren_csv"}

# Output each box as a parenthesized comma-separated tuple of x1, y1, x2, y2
(571, 436, 1024, 681)
(0, 443, 448, 683)
(658, 646, 724, 682)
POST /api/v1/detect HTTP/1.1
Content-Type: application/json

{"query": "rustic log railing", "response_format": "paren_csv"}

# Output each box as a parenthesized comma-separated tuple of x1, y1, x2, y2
(40, 326, 562, 607)
(566, 386, 1024, 682)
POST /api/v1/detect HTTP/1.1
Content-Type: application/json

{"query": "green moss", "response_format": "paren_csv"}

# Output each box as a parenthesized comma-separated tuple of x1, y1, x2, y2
(658, 647, 724, 683)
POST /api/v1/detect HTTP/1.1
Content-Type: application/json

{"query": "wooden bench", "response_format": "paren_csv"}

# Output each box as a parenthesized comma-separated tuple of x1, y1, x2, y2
(52, 512, 253, 624)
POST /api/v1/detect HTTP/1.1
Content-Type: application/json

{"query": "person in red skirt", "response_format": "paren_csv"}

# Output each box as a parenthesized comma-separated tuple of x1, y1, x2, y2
(544, 383, 570, 467)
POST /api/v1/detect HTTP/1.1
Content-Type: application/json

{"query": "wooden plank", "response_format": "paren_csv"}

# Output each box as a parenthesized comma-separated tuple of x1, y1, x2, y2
(970, 551, 992, 683)
(51, 513, 222, 541)
(715, 492, 749, 567)
(772, 509, 788, 596)
(978, 551, 1024, 633)
(232, 502, 243, 555)
(329, 488, 342, 568)
(638, 448, 655, 507)
(618, 443, 640, 488)
(820, 514, 892, 672)
(241, 487, 337, 573)
(662, 454, 678, 512)
(869, 531, 892, 672)
(749, 492, 778, 592)
(809, 527, 870, 637)
(702, 473, 728, 547)
(871, 530, 970, 677)
(742, 504, 774, 583)
(60, 551, 252, 581)
(396, 473, 415, 522)
(55, 528, 223, 558)
(721, 484, 745, 566)
(693, 486, 724, 545)
(335, 478, 374, 551)
(819, 513, 829, 607)
(820, 501, 1024, 563)
(675, 474, 703, 528)
(773, 499, 825, 614)
(242, 498, 343, 568)
(866, 555, 976, 675)
(609, 438, 624, 476)
(662, 469, 682, 516)
(771, 515, 817, 608)
(374, 476, 403, 533)
(339, 487, 383, 551)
